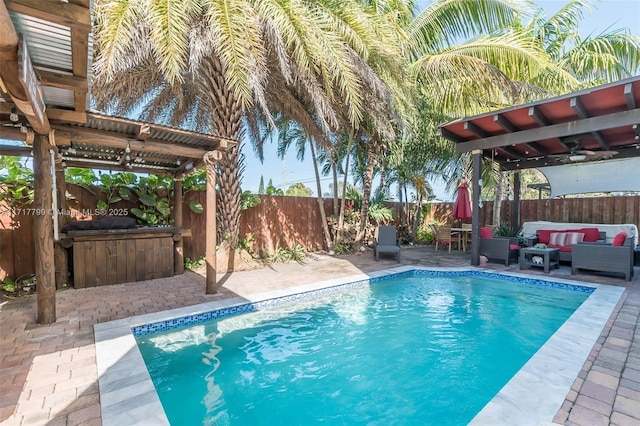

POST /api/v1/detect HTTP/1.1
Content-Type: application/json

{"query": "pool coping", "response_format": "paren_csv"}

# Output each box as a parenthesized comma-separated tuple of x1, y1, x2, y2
(94, 266, 624, 426)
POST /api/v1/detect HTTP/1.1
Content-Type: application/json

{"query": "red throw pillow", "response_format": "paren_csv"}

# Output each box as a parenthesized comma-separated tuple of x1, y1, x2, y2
(612, 232, 627, 246)
(538, 229, 553, 245)
(480, 227, 493, 239)
(509, 244, 520, 250)
(579, 227, 601, 242)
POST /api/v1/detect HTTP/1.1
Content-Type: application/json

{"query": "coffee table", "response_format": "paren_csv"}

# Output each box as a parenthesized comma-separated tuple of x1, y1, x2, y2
(519, 247, 560, 273)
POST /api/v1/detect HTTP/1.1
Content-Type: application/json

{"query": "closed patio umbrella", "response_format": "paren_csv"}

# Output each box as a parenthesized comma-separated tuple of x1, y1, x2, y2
(452, 178, 472, 221)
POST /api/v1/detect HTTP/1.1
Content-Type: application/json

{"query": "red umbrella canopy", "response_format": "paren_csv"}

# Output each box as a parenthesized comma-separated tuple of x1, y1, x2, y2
(452, 178, 472, 220)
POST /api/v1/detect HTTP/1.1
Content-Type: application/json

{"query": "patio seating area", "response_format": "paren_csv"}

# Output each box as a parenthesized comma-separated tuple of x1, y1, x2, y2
(1, 245, 639, 426)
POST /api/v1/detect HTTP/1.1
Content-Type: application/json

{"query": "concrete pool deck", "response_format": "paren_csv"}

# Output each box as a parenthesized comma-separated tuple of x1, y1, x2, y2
(1, 245, 639, 425)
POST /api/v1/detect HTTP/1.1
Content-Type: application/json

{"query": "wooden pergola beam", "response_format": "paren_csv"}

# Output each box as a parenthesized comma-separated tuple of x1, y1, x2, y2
(50, 125, 219, 158)
(85, 113, 236, 148)
(70, 27, 88, 112)
(1, 102, 86, 123)
(36, 69, 88, 92)
(456, 109, 640, 153)
(0, 1, 50, 134)
(5, 0, 91, 32)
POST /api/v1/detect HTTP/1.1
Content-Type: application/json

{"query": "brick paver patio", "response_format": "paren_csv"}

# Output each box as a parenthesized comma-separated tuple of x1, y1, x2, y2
(1, 245, 638, 425)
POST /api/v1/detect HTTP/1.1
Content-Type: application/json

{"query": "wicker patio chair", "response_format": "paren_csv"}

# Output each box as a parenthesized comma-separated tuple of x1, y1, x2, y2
(434, 226, 459, 253)
(571, 236, 635, 281)
(479, 236, 520, 266)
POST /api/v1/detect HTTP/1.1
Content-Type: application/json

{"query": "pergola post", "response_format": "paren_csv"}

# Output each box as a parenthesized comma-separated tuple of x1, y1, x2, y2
(470, 149, 482, 266)
(205, 151, 222, 294)
(54, 150, 68, 289)
(173, 177, 184, 275)
(512, 170, 521, 231)
(33, 134, 56, 323)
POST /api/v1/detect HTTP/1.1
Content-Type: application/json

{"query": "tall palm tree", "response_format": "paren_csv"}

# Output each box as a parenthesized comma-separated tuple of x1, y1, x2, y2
(92, 0, 405, 249)
(407, 0, 578, 117)
(523, 0, 640, 87)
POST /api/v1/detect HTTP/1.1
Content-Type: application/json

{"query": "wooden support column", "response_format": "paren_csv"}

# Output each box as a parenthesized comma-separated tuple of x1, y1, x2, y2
(470, 150, 482, 266)
(33, 134, 56, 323)
(173, 177, 184, 275)
(512, 170, 521, 231)
(205, 151, 222, 294)
(54, 151, 68, 289)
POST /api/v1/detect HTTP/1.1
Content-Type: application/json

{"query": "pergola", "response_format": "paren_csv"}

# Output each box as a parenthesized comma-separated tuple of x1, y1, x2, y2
(0, 0, 237, 324)
(439, 76, 640, 266)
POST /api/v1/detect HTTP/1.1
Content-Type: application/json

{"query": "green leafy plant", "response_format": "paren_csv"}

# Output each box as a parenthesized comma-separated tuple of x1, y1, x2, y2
(0, 156, 34, 210)
(240, 190, 260, 210)
(130, 175, 173, 225)
(2, 277, 17, 293)
(65, 168, 97, 193)
(182, 168, 206, 192)
(333, 242, 352, 255)
(184, 256, 205, 270)
(494, 222, 519, 237)
(239, 233, 256, 254)
(267, 243, 306, 263)
(268, 244, 289, 262)
(416, 225, 435, 244)
(289, 243, 306, 261)
(95, 172, 136, 213)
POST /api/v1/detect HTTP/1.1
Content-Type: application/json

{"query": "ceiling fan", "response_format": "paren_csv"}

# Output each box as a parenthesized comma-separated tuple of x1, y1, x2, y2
(550, 144, 618, 163)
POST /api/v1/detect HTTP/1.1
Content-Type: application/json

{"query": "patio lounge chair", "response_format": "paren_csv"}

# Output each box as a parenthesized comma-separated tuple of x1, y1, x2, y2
(374, 226, 401, 262)
(571, 235, 635, 281)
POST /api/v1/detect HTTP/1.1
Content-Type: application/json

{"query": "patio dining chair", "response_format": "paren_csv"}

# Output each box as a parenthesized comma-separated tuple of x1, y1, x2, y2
(435, 225, 459, 253)
(374, 225, 401, 262)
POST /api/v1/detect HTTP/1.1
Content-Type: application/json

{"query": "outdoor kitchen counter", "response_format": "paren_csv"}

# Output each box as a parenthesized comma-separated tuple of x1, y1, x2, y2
(61, 227, 190, 288)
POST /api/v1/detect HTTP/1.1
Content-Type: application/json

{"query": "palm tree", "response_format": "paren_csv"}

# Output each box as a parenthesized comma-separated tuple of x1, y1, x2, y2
(271, 114, 334, 249)
(92, 0, 405, 249)
(407, 0, 579, 117)
(523, 0, 640, 87)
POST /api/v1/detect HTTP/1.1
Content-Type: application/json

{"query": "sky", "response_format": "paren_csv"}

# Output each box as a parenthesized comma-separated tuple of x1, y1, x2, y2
(239, 0, 640, 201)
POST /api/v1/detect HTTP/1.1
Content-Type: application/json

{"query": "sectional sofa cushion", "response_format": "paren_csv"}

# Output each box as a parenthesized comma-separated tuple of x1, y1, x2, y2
(568, 227, 600, 242)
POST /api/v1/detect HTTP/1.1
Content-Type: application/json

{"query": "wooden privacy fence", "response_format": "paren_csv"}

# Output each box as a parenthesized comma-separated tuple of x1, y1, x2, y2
(1, 188, 639, 282)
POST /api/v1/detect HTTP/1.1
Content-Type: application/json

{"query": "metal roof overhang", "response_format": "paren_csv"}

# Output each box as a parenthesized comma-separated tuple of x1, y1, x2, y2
(438, 76, 640, 171)
(1, 111, 236, 175)
(0, 0, 237, 175)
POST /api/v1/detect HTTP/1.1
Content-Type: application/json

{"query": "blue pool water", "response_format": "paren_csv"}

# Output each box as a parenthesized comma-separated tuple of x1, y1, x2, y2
(136, 272, 591, 425)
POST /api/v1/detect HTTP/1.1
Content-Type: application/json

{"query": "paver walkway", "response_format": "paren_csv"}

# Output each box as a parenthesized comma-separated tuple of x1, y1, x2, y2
(1, 245, 638, 425)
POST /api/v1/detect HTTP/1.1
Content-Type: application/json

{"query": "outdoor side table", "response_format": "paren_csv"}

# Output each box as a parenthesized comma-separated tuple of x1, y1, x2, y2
(519, 247, 560, 273)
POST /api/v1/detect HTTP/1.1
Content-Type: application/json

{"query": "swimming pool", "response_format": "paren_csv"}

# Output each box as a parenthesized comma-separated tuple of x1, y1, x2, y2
(94, 266, 624, 425)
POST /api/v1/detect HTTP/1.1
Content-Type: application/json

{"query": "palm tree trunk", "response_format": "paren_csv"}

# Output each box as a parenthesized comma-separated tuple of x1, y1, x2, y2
(336, 131, 354, 245)
(378, 168, 386, 197)
(355, 142, 376, 245)
(199, 56, 243, 250)
(493, 170, 504, 227)
(412, 193, 423, 240)
(332, 159, 339, 218)
(309, 139, 332, 250)
(398, 181, 405, 226)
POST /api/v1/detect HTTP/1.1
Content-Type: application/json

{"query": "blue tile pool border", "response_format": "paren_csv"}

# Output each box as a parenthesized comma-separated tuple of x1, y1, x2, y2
(131, 269, 595, 337)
